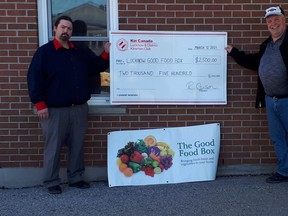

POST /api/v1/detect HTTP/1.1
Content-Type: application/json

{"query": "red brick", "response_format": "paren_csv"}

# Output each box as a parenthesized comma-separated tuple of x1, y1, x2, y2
(2, 1, 288, 170)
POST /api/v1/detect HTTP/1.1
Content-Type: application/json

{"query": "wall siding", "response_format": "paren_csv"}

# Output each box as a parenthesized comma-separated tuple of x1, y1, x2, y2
(1, 0, 286, 169)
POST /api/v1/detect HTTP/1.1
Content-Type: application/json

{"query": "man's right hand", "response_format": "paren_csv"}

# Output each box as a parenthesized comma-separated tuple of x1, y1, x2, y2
(37, 108, 49, 120)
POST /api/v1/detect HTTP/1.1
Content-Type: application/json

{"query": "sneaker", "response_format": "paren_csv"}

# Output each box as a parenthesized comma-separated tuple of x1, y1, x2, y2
(266, 172, 288, 183)
(47, 185, 62, 194)
(69, 181, 90, 189)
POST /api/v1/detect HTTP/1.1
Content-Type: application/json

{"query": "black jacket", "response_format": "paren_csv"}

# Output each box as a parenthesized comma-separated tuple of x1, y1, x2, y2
(27, 40, 109, 108)
(229, 27, 288, 108)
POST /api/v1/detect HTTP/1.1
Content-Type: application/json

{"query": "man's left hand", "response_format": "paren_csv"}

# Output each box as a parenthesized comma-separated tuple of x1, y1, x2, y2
(104, 42, 111, 54)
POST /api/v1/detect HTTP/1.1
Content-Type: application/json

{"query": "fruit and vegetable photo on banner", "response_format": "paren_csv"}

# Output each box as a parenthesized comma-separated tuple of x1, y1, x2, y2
(107, 123, 220, 187)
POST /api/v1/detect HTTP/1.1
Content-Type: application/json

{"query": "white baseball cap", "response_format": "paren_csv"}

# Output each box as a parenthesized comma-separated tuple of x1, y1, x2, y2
(264, 6, 285, 18)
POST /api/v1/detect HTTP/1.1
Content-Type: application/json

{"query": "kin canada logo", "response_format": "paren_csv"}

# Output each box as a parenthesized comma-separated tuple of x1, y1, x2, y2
(117, 37, 159, 51)
(117, 38, 129, 51)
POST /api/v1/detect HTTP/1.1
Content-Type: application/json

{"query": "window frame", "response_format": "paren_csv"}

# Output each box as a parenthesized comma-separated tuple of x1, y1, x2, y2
(36, 0, 119, 106)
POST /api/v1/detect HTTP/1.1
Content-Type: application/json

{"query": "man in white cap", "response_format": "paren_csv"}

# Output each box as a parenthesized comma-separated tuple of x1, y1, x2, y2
(225, 6, 288, 183)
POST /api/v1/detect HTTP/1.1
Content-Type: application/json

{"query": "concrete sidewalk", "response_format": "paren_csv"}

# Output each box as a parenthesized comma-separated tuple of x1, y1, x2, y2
(1, 175, 287, 216)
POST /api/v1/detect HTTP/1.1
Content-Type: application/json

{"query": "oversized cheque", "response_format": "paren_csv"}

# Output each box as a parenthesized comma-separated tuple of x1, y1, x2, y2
(110, 31, 227, 105)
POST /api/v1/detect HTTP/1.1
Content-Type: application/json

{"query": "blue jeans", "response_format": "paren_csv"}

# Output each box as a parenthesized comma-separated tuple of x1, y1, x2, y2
(265, 96, 288, 176)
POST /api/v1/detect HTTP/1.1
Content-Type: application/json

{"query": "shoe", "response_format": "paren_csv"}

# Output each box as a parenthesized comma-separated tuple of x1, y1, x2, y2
(69, 181, 90, 189)
(47, 185, 62, 194)
(266, 172, 288, 183)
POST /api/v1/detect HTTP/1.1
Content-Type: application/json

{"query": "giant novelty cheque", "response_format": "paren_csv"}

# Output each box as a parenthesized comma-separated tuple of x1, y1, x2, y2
(107, 123, 220, 187)
(109, 30, 227, 105)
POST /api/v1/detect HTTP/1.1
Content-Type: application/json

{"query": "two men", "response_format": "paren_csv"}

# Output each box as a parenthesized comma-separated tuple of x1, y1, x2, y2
(28, 6, 288, 196)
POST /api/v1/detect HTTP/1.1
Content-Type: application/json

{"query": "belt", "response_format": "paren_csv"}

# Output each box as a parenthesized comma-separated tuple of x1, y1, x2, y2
(70, 102, 86, 107)
(58, 103, 86, 108)
(50, 102, 86, 108)
(269, 95, 288, 99)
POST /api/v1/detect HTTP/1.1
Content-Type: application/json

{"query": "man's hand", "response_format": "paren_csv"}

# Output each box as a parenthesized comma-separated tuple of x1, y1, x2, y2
(225, 45, 233, 54)
(37, 108, 49, 120)
(104, 42, 111, 54)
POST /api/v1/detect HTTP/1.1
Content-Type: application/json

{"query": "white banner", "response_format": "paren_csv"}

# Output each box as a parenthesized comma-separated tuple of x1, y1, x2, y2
(107, 123, 220, 187)
(110, 30, 227, 105)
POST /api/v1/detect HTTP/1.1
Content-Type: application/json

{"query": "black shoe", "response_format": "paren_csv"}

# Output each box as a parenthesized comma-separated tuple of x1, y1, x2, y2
(266, 172, 288, 183)
(47, 185, 62, 194)
(69, 181, 90, 189)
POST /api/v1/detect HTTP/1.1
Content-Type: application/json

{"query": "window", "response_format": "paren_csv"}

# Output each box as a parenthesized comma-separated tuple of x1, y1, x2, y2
(37, 0, 119, 105)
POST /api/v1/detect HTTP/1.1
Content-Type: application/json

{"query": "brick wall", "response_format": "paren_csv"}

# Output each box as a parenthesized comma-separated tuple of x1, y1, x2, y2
(1, 0, 287, 169)
(0, 0, 40, 167)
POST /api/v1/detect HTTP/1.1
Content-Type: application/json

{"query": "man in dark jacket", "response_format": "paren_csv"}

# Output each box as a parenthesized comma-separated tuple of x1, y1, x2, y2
(225, 6, 288, 183)
(27, 16, 110, 194)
